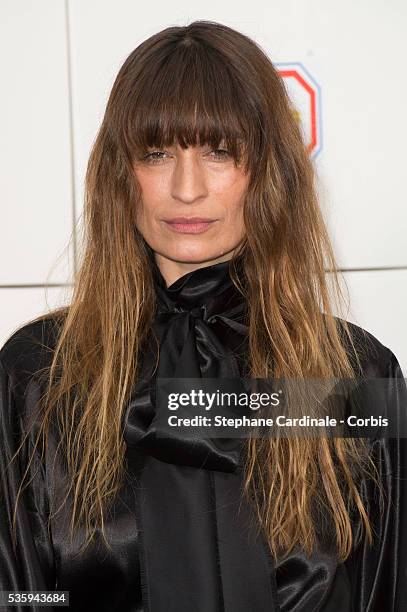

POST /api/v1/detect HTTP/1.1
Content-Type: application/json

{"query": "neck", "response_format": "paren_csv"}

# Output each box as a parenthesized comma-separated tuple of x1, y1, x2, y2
(152, 250, 236, 288)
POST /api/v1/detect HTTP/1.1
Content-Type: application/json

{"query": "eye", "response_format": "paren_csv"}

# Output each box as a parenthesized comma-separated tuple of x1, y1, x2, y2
(208, 148, 232, 161)
(142, 151, 169, 164)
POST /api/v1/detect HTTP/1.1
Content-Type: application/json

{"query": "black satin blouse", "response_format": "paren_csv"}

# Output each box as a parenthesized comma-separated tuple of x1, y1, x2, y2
(0, 251, 406, 611)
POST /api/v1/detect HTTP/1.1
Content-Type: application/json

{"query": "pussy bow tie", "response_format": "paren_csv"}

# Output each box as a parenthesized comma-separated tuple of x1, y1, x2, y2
(122, 247, 251, 472)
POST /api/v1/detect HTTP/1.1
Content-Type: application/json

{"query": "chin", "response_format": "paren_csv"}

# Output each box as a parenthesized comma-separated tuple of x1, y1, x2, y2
(168, 248, 229, 264)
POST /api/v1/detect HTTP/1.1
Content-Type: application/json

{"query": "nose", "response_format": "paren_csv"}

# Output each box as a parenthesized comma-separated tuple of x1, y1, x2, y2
(170, 151, 208, 204)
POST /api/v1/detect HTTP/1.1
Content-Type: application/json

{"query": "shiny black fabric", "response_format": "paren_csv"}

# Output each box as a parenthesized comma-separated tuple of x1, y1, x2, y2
(0, 250, 406, 611)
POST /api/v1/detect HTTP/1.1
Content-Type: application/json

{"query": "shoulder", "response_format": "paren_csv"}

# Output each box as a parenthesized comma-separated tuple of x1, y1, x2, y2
(334, 315, 403, 377)
(0, 313, 65, 387)
(0, 315, 66, 466)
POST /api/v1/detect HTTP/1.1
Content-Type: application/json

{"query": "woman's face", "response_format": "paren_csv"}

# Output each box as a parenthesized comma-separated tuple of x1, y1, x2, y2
(133, 141, 249, 284)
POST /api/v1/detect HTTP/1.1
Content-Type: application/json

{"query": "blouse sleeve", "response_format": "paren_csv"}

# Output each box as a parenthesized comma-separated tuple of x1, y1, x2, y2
(344, 350, 407, 611)
(0, 358, 56, 611)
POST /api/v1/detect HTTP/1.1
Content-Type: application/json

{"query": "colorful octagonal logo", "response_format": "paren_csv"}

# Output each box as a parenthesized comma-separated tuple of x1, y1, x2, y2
(275, 62, 323, 158)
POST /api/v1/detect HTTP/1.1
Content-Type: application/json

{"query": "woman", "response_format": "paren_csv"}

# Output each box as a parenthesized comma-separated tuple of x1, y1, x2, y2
(0, 20, 406, 612)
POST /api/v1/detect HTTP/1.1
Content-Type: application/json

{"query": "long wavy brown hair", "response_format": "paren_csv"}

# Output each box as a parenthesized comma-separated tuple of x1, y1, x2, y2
(8, 20, 380, 562)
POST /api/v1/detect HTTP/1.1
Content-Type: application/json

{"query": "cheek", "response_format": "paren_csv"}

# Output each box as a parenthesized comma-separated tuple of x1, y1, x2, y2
(134, 175, 166, 221)
(213, 175, 248, 220)
(211, 170, 248, 199)
(136, 174, 161, 201)
(229, 179, 247, 229)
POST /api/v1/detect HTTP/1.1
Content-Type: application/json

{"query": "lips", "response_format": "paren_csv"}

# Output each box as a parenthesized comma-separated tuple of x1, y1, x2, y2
(162, 218, 217, 234)
(164, 217, 216, 223)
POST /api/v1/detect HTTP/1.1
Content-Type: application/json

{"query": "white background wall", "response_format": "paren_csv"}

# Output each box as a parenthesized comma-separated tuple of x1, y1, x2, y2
(1, 0, 406, 371)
